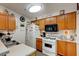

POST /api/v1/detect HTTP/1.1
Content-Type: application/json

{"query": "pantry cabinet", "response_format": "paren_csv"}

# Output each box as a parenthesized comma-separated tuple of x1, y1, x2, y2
(0, 13, 16, 31)
(57, 40, 76, 56)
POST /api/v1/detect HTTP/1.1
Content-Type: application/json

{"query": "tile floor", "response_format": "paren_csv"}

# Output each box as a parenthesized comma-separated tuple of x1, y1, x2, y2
(36, 51, 47, 56)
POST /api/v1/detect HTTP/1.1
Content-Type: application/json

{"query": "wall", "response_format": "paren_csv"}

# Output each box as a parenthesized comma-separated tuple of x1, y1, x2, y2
(0, 5, 29, 43)
(37, 3, 76, 19)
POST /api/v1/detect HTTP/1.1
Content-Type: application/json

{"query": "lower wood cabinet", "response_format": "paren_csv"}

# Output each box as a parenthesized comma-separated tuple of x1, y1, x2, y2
(57, 40, 66, 56)
(36, 38, 42, 52)
(66, 42, 77, 56)
(57, 40, 76, 56)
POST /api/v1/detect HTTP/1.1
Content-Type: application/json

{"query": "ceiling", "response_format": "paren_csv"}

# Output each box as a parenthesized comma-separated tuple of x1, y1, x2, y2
(0, 3, 76, 20)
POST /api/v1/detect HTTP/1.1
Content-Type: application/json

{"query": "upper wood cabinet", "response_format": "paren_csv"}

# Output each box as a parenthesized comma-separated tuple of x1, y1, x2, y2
(32, 12, 76, 31)
(45, 16, 57, 25)
(0, 13, 6, 30)
(57, 15, 66, 30)
(57, 12, 76, 30)
(8, 15, 16, 31)
(65, 12, 76, 30)
(39, 19, 45, 31)
(0, 13, 16, 31)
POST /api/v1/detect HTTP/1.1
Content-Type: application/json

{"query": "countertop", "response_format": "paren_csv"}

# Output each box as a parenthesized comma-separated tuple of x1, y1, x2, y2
(37, 37, 76, 43)
(0, 40, 9, 55)
(7, 44, 36, 56)
(57, 39, 76, 43)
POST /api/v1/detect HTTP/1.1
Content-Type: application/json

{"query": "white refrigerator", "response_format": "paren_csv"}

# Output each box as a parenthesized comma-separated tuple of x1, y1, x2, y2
(26, 23, 40, 48)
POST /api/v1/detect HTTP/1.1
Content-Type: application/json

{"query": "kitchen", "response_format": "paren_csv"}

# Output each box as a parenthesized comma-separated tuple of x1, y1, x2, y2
(0, 3, 78, 56)
(31, 11, 77, 56)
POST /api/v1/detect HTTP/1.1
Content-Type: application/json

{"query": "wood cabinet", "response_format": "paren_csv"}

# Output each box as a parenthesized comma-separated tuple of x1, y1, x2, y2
(57, 40, 77, 56)
(36, 38, 42, 52)
(45, 16, 56, 25)
(8, 15, 16, 31)
(32, 12, 76, 31)
(57, 40, 66, 56)
(56, 12, 76, 30)
(57, 15, 65, 30)
(65, 12, 76, 30)
(66, 42, 76, 56)
(32, 19, 46, 32)
(0, 13, 16, 31)
(0, 13, 6, 30)
(38, 19, 45, 31)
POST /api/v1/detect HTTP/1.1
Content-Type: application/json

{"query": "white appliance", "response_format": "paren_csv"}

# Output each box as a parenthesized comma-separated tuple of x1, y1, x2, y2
(42, 37, 56, 56)
(26, 23, 40, 48)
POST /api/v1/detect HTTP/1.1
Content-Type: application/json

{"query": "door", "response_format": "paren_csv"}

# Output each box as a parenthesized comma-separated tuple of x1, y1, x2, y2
(8, 15, 16, 31)
(39, 19, 45, 31)
(36, 38, 42, 52)
(26, 24, 38, 48)
(57, 15, 65, 30)
(57, 40, 66, 56)
(26, 25, 33, 47)
(0, 14, 6, 30)
(45, 16, 56, 25)
(49, 16, 57, 24)
(66, 12, 76, 30)
(66, 42, 76, 56)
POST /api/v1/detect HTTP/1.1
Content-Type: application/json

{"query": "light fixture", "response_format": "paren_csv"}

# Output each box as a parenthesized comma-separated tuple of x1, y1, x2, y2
(29, 5, 41, 13)
(27, 4, 43, 13)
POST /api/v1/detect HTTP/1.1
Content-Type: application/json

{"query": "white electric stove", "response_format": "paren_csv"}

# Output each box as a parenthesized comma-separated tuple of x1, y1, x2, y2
(42, 37, 57, 56)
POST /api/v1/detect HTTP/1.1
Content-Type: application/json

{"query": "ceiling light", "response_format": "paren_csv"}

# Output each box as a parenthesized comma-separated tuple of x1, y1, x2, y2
(29, 5, 42, 13)
(27, 4, 43, 13)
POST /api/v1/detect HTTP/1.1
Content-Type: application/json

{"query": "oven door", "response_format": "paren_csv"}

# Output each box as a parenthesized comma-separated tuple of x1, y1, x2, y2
(43, 40, 56, 52)
(44, 43, 52, 48)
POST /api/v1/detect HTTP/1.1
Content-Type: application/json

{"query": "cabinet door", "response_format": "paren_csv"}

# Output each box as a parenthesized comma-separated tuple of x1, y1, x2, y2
(39, 19, 45, 31)
(57, 15, 65, 30)
(35, 20, 40, 26)
(66, 42, 76, 56)
(45, 17, 56, 25)
(50, 16, 57, 24)
(8, 15, 16, 31)
(57, 40, 66, 56)
(66, 12, 76, 30)
(0, 14, 6, 30)
(36, 38, 42, 52)
(32, 21, 36, 25)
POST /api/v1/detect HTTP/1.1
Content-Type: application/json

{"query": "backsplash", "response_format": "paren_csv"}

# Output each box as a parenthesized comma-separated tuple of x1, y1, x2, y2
(45, 30, 76, 41)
